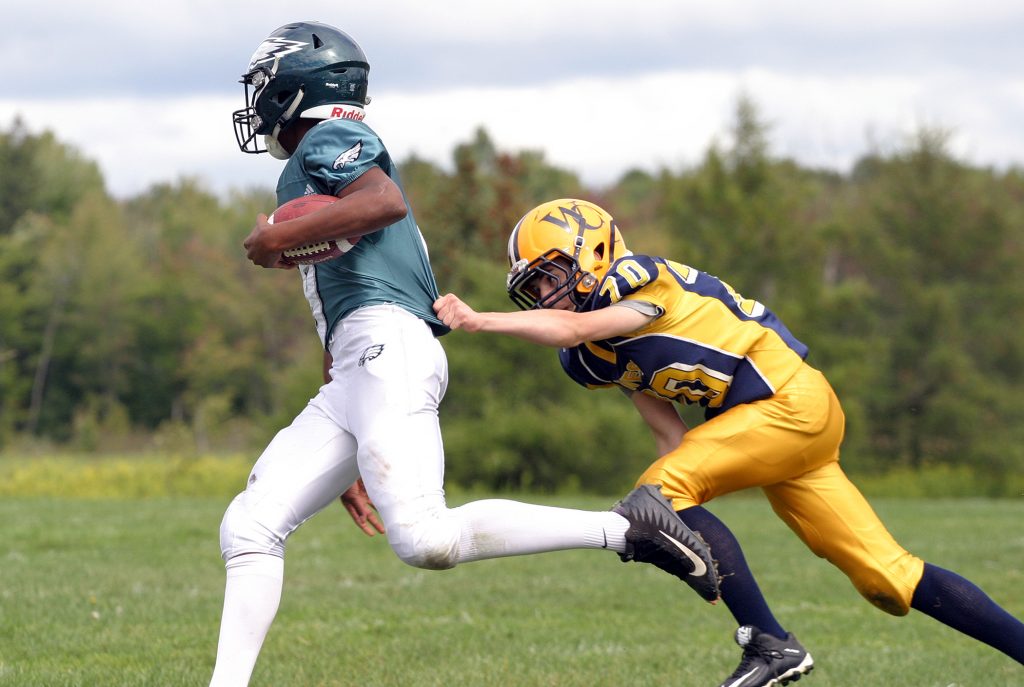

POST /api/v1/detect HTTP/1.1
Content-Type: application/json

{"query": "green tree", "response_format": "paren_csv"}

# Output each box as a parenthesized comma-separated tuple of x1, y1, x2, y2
(838, 132, 1024, 485)
(0, 121, 107, 444)
(3, 116, 1022, 495)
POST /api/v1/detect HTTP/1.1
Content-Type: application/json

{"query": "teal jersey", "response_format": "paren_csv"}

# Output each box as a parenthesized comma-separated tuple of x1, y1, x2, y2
(276, 117, 448, 346)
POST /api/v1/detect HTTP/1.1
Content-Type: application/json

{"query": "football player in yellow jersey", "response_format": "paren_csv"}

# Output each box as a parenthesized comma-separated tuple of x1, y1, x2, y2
(432, 199, 1024, 687)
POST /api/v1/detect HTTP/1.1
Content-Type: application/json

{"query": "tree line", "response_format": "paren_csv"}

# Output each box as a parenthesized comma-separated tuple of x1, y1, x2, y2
(1, 99, 1022, 494)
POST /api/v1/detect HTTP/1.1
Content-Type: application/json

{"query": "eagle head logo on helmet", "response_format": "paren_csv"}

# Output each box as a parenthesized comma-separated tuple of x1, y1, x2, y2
(506, 199, 630, 312)
(232, 21, 371, 159)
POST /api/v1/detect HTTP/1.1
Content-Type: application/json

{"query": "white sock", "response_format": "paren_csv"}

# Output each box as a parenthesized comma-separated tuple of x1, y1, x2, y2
(451, 499, 629, 563)
(209, 552, 284, 687)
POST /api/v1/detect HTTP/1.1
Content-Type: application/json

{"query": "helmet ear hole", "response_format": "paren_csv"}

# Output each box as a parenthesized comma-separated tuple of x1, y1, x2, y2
(594, 242, 606, 260)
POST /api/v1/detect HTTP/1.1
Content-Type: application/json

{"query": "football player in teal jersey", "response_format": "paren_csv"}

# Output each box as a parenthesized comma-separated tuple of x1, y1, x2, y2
(433, 198, 1024, 687)
(210, 25, 719, 687)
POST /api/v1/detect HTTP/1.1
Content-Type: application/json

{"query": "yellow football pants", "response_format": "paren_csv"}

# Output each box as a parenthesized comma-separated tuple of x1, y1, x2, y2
(636, 363, 925, 616)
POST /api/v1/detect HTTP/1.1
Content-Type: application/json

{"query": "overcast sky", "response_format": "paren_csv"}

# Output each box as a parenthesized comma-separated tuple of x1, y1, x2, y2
(2, 0, 1022, 198)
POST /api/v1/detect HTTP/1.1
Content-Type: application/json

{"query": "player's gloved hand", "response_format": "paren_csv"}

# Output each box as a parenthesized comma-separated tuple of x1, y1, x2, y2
(340, 478, 385, 536)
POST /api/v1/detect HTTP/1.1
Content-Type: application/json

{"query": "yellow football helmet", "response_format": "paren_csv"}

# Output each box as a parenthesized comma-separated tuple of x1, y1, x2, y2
(506, 199, 629, 311)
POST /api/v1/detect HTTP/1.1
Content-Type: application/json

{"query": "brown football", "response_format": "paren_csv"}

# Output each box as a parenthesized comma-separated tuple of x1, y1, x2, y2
(269, 194, 361, 265)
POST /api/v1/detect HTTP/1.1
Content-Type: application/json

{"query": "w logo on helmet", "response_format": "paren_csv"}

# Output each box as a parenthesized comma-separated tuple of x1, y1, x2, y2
(541, 202, 608, 234)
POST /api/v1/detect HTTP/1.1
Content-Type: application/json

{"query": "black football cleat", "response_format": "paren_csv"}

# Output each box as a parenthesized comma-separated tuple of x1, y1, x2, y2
(718, 625, 814, 687)
(613, 484, 719, 602)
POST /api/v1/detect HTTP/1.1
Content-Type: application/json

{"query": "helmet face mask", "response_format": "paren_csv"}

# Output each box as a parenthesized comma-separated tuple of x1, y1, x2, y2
(507, 250, 589, 311)
(233, 22, 371, 158)
(232, 64, 287, 155)
(506, 199, 628, 312)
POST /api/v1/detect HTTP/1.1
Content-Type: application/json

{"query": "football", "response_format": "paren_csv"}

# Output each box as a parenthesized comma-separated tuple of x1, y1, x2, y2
(269, 194, 361, 265)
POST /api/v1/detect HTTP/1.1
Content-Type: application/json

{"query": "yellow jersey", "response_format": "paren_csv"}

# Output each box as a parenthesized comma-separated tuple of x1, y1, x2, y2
(559, 255, 808, 419)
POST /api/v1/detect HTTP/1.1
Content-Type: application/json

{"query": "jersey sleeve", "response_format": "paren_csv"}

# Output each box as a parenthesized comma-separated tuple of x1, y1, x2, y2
(589, 254, 665, 312)
(298, 119, 392, 196)
(612, 300, 663, 319)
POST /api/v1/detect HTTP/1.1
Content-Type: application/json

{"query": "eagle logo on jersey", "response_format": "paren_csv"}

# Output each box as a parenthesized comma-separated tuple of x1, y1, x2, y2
(247, 37, 309, 69)
(358, 344, 385, 367)
(333, 141, 364, 170)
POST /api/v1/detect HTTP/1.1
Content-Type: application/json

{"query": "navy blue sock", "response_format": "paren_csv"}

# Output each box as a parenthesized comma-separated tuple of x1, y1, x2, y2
(911, 562, 1024, 664)
(677, 505, 788, 639)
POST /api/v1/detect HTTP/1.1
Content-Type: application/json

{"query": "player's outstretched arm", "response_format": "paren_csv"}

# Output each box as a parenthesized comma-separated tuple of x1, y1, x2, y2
(433, 293, 650, 347)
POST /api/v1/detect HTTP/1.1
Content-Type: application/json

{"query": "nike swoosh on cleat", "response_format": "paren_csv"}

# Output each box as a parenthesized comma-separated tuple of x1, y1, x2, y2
(725, 667, 758, 687)
(658, 529, 708, 577)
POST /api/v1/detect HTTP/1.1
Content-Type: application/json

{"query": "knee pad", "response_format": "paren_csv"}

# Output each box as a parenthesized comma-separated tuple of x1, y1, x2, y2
(219, 492, 289, 560)
(849, 566, 916, 616)
(386, 510, 462, 570)
(634, 465, 702, 510)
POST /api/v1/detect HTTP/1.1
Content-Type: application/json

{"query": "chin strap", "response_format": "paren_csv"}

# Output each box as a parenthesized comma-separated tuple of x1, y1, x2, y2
(264, 135, 291, 160)
(264, 88, 307, 160)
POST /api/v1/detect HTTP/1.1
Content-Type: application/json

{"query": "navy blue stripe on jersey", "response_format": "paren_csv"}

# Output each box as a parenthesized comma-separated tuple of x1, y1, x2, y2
(558, 346, 616, 386)
(592, 255, 806, 360)
(661, 260, 808, 359)
(563, 253, 809, 419)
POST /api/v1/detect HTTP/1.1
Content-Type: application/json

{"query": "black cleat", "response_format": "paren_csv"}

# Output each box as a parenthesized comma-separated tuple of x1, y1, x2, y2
(718, 625, 814, 687)
(612, 484, 719, 602)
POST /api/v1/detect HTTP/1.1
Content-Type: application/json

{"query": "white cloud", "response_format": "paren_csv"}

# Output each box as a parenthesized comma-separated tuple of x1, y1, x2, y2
(2, 0, 1019, 197)
(0, 96, 255, 196)
(5, 2, 1022, 98)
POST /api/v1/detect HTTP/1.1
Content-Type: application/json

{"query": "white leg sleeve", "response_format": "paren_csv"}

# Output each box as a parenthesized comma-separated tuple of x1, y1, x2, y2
(209, 553, 284, 687)
(451, 500, 629, 563)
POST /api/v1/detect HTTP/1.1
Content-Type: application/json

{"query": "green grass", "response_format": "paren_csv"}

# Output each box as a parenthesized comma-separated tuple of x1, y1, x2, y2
(1, 495, 1022, 686)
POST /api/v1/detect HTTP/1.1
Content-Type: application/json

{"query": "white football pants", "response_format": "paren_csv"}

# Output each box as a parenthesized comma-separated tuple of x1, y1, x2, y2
(211, 305, 628, 686)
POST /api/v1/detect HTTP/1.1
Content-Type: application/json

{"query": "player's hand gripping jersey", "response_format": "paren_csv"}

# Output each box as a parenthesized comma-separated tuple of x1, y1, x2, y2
(276, 116, 447, 346)
(559, 255, 809, 418)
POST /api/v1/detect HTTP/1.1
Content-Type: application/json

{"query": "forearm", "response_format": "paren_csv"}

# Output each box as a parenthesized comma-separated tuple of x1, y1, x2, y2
(433, 293, 650, 347)
(270, 193, 404, 250)
(266, 167, 407, 252)
(631, 391, 688, 456)
(653, 427, 686, 456)
(471, 309, 585, 348)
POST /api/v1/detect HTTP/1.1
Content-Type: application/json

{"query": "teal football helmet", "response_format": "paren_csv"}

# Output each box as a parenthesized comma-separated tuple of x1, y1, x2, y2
(233, 21, 370, 159)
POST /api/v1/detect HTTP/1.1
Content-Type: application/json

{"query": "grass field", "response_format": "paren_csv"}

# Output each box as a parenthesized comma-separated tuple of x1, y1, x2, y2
(1, 494, 1021, 686)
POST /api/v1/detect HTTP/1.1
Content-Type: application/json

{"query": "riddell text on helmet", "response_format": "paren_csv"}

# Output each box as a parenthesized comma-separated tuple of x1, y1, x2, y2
(330, 106, 365, 121)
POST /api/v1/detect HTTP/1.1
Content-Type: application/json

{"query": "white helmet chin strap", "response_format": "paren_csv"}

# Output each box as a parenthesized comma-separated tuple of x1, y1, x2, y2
(264, 134, 291, 160)
(263, 88, 307, 160)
